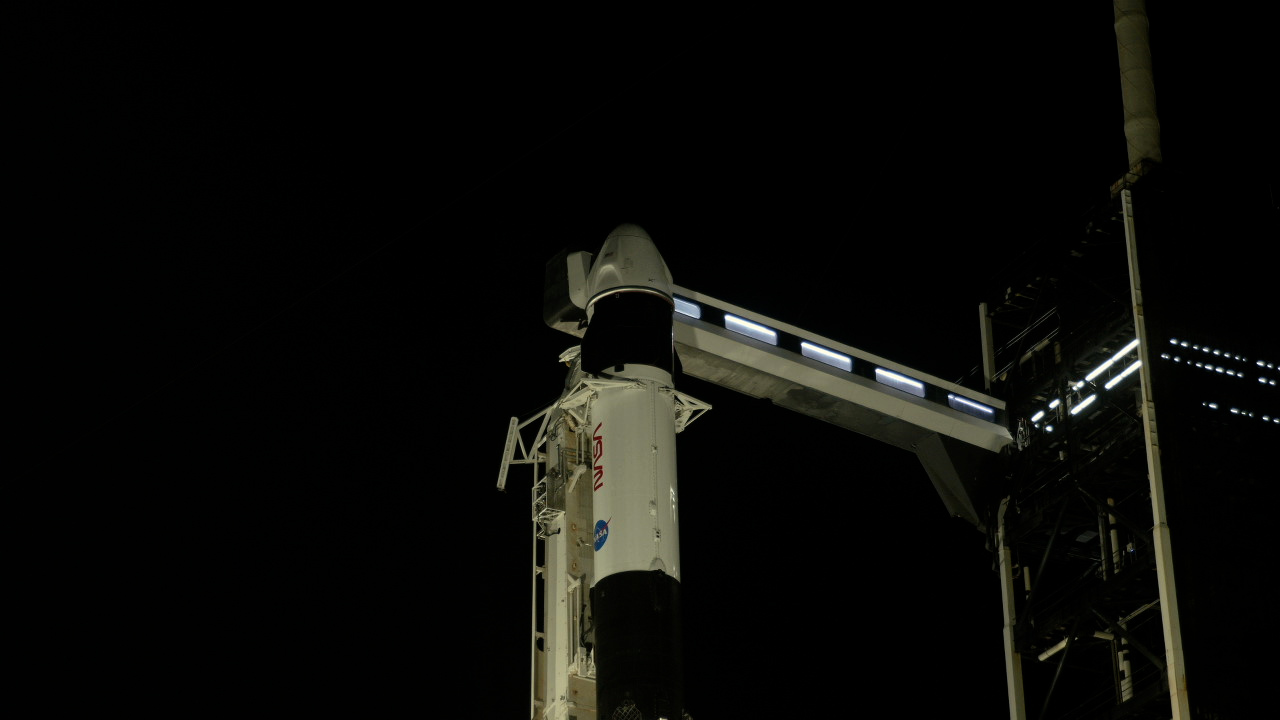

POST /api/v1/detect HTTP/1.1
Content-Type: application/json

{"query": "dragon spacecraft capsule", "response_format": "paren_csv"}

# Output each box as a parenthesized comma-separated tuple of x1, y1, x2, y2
(580, 224, 685, 719)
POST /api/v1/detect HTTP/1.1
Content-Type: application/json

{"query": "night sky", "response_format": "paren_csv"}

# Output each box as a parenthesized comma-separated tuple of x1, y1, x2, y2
(23, 5, 1272, 717)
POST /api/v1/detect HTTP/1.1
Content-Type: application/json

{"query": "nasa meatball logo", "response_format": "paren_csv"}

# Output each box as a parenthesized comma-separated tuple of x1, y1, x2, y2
(593, 518, 611, 551)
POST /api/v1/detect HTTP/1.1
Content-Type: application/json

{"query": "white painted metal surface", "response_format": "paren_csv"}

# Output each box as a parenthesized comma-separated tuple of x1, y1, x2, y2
(1122, 187, 1190, 719)
(501, 346, 710, 720)
(585, 223, 674, 311)
(997, 498, 1028, 720)
(588, 363, 682, 582)
(671, 285, 1011, 454)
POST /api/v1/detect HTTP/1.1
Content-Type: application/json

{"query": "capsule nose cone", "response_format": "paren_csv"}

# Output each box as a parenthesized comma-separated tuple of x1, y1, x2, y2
(587, 223, 674, 307)
(605, 223, 652, 243)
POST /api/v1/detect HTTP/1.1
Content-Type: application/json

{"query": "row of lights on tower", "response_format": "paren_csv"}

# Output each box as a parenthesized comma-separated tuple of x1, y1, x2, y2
(1029, 338, 1142, 432)
(1166, 338, 1277, 427)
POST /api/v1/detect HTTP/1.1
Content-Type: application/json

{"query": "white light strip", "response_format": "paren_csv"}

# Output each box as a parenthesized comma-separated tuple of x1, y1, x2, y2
(948, 393, 995, 418)
(1070, 394, 1098, 415)
(1104, 360, 1143, 389)
(1027, 343, 1144, 431)
(1170, 337, 1252, 363)
(724, 314, 778, 345)
(1083, 338, 1139, 383)
(875, 368, 926, 398)
(674, 298, 701, 319)
(800, 341, 852, 372)
(1201, 402, 1278, 425)
(1161, 353, 1249, 380)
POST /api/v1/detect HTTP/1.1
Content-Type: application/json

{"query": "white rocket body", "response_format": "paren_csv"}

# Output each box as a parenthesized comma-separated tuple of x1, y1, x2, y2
(588, 361, 681, 582)
(585, 224, 682, 585)
(507, 224, 718, 718)
(579, 224, 686, 719)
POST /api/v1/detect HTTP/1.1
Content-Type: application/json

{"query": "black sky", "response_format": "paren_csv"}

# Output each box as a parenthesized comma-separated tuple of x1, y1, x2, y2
(21, 4, 1274, 717)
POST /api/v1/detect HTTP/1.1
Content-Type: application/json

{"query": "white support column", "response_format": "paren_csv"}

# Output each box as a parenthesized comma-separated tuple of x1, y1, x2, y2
(980, 301, 997, 392)
(1114, 0, 1162, 171)
(1121, 188, 1190, 718)
(544, 514, 570, 720)
(1108, 498, 1122, 573)
(1119, 620, 1134, 702)
(997, 497, 1028, 720)
(531, 522, 541, 720)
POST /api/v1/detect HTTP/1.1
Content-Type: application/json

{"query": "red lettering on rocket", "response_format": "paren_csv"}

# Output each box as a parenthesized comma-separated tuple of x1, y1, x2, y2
(593, 422, 605, 491)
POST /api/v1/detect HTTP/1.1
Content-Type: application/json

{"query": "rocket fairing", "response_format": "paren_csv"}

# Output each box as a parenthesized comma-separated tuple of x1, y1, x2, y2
(581, 224, 686, 720)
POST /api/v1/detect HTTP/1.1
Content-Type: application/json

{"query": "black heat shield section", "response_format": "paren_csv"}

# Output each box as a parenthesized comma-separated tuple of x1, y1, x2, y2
(592, 570, 684, 720)
(581, 292, 675, 377)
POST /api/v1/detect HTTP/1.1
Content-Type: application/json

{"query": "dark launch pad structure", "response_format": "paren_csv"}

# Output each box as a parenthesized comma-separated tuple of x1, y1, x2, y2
(964, 162, 1272, 719)
(973, 7, 1273, 711)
